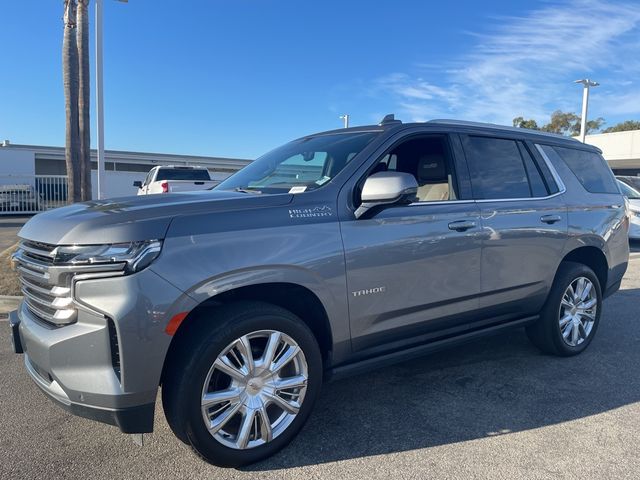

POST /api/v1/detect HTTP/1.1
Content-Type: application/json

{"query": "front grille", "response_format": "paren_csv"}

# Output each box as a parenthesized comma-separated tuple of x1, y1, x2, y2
(14, 240, 76, 327)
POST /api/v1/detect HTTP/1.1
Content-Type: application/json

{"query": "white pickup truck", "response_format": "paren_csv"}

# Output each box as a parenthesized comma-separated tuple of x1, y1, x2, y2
(134, 166, 218, 195)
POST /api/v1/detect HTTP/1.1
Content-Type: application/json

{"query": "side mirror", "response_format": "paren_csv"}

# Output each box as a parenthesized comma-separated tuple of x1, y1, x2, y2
(355, 171, 418, 219)
(133, 181, 142, 188)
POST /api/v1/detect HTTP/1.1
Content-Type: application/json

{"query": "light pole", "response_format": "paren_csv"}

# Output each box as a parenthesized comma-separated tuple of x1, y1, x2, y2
(339, 114, 350, 128)
(574, 79, 599, 143)
(95, 0, 127, 199)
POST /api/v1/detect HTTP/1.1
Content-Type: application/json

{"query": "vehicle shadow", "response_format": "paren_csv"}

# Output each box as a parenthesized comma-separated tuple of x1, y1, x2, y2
(630, 239, 640, 253)
(246, 286, 640, 471)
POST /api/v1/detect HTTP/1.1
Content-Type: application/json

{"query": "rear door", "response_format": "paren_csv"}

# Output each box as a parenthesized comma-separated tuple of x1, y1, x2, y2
(340, 132, 484, 354)
(460, 134, 568, 319)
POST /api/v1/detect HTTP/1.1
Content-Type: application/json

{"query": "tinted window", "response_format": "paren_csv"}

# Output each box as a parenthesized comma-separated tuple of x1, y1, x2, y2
(518, 143, 548, 197)
(156, 168, 211, 181)
(552, 146, 618, 194)
(373, 135, 457, 202)
(464, 136, 531, 199)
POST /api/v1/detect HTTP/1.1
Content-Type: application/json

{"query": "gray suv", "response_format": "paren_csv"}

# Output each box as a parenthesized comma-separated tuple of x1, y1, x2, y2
(9, 117, 629, 467)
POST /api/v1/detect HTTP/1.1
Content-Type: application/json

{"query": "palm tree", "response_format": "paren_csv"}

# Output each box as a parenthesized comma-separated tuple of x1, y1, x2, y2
(76, 0, 92, 201)
(62, 0, 81, 202)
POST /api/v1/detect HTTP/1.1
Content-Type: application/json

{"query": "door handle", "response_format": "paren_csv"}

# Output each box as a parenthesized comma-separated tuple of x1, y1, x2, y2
(540, 214, 562, 224)
(448, 220, 476, 232)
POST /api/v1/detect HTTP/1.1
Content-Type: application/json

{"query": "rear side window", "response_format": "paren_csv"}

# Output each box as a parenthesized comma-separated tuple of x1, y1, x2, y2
(156, 169, 211, 181)
(463, 136, 531, 199)
(550, 146, 618, 194)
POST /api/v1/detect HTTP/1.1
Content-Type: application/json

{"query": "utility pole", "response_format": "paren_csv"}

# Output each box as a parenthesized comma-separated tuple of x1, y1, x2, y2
(339, 114, 350, 128)
(95, 0, 128, 199)
(574, 79, 599, 143)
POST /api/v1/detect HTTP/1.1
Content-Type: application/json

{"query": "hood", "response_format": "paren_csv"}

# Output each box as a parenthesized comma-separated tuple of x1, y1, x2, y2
(19, 190, 293, 245)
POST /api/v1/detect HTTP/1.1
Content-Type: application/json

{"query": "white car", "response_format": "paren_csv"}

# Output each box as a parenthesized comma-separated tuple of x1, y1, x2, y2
(618, 180, 640, 239)
(134, 166, 218, 195)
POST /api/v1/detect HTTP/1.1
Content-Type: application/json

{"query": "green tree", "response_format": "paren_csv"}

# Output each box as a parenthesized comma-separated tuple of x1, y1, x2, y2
(512, 117, 539, 130)
(602, 120, 640, 133)
(529, 110, 604, 136)
(540, 110, 579, 135)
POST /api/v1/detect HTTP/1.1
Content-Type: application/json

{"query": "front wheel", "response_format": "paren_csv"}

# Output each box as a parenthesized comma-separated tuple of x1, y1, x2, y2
(526, 261, 602, 356)
(162, 302, 322, 467)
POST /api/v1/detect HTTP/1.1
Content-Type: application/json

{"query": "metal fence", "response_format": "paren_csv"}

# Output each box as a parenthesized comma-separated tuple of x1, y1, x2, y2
(0, 175, 69, 214)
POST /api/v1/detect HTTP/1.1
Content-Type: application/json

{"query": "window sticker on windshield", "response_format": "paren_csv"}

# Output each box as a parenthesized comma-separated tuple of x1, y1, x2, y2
(288, 186, 307, 194)
(315, 176, 331, 186)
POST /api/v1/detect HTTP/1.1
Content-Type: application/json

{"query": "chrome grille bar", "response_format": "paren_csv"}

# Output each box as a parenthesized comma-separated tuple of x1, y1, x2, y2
(15, 240, 75, 326)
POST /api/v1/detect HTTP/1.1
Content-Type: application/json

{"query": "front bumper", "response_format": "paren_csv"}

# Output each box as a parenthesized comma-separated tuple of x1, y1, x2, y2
(12, 268, 196, 434)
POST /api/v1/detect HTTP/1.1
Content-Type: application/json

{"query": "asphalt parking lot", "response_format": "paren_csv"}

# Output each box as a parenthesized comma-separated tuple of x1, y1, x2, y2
(0, 246, 639, 479)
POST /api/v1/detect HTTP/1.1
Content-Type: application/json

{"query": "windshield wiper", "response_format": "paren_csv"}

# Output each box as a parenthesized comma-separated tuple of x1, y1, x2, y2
(233, 187, 262, 195)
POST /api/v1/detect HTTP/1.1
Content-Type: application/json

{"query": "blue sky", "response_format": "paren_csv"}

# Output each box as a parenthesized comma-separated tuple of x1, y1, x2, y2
(1, 0, 639, 159)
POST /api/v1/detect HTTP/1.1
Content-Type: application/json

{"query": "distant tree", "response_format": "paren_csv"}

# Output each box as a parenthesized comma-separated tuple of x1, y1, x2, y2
(526, 110, 605, 136)
(540, 110, 579, 135)
(512, 117, 539, 130)
(574, 117, 605, 136)
(602, 120, 640, 133)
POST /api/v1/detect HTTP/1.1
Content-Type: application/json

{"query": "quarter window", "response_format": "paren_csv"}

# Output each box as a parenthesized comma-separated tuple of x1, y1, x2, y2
(463, 136, 532, 199)
(545, 145, 618, 194)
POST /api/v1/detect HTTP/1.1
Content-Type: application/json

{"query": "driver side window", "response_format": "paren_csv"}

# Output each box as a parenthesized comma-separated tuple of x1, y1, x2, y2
(370, 135, 458, 202)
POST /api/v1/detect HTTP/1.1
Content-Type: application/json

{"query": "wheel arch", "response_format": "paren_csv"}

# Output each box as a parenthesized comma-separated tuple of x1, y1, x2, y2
(560, 245, 608, 290)
(160, 281, 334, 385)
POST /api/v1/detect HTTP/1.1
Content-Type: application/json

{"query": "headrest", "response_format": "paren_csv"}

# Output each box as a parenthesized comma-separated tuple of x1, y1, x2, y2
(417, 154, 447, 183)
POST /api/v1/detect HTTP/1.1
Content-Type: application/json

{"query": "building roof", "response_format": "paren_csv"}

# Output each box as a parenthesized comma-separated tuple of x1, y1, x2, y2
(0, 142, 252, 170)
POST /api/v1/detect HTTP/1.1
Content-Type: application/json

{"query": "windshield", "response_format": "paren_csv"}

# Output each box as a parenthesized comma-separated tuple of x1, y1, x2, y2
(216, 132, 379, 194)
(618, 180, 640, 199)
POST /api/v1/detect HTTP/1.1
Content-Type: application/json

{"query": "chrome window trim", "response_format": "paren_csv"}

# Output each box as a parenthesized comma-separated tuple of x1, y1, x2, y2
(534, 143, 567, 194)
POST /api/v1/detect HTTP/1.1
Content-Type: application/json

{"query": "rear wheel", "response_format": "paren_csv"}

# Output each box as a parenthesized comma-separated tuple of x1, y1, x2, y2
(526, 261, 602, 356)
(162, 302, 322, 467)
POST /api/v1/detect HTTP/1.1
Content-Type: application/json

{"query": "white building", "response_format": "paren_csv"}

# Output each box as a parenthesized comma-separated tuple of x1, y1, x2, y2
(0, 141, 251, 200)
(583, 129, 640, 176)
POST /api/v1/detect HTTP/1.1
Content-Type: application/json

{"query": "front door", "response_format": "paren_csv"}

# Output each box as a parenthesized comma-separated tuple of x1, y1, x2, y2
(340, 133, 483, 354)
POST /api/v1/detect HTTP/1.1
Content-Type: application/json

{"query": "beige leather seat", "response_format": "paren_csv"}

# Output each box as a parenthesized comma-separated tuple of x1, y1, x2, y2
(415, 153, 449, 201)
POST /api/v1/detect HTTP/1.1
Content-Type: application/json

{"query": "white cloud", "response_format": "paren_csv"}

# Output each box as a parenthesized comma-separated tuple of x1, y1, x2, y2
(373, 0, 640, 126)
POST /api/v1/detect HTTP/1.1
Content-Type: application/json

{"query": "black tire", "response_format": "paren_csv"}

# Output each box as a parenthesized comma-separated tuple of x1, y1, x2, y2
(526, 261, 602, 356)
(162, 301, 322, 467)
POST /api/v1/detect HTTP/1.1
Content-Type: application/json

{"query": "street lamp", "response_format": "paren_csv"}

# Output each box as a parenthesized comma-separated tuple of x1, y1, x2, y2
(95, 0, 128, 200)
(574, 79, 599, 143)
(339, 114, 350, 128)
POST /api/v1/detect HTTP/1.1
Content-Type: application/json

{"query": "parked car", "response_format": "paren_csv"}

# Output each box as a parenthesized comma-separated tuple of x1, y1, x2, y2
(10, 116, 629, 467)
(617, 179, 640, 239)
(617, 175, 640, 192)
(0, 184, 42, 212)
(134, 165, 218, 195)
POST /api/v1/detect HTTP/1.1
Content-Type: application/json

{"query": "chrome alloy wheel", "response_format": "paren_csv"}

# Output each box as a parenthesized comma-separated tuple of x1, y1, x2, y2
(200, 330, 309, 450)
(559, 277, 598, 347)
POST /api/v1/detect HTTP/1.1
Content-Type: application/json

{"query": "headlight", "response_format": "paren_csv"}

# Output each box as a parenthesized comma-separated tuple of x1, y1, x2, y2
(53, 240, 162, 273)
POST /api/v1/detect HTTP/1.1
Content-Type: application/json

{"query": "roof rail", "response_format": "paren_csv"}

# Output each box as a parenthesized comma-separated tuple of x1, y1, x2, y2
(427, 119, 580, 142)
